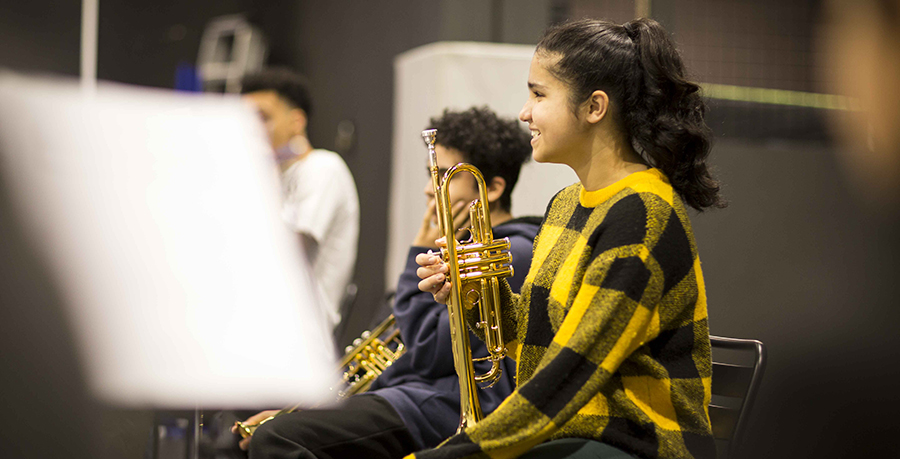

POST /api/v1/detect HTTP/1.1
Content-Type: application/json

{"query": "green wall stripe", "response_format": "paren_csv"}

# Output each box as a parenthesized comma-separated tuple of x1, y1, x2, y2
(700, 83, 860, 111)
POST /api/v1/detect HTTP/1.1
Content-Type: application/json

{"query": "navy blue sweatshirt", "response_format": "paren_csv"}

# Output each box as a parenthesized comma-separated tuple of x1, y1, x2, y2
(367, 217, 541, 449)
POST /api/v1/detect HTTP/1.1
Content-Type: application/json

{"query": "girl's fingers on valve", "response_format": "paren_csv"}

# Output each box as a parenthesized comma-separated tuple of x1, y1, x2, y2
(434, 279, 451, 303)
(417, 273, 446, 294)
(415, 251, 443, 270)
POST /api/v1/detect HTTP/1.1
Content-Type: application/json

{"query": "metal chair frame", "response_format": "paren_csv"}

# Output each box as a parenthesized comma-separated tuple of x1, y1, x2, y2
(709, 335, 767, 459)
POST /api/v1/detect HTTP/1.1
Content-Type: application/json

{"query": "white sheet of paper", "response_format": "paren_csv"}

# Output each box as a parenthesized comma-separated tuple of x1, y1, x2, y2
(0, 74, 338, 408)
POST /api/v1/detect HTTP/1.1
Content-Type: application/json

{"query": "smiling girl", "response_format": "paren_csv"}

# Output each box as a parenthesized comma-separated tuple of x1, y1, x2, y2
(413, 17, 724, 459)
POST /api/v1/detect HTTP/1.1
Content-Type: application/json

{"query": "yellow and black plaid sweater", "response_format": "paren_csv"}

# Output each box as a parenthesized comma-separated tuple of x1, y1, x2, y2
(408, 169, 715, 459)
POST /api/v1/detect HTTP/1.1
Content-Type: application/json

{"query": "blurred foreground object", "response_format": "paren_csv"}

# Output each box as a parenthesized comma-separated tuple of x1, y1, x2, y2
(0, 73, 335, 409)
(0, 150, 99, 458)
(822, 0, 900, 207)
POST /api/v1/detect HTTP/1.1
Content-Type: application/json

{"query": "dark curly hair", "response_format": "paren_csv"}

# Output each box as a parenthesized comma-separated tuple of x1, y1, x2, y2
(427, 106, 532, 212)
(240, 67, 313, 119)
(537, 18, 725, 211)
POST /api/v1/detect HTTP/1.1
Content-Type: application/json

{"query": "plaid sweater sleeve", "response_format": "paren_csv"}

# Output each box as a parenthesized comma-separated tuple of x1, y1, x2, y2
(407, 172, 714, 459)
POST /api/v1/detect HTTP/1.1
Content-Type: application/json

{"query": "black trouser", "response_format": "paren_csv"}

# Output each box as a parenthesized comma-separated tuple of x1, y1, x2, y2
(518, 439, 637, 458)
(249, 394, 419, 459)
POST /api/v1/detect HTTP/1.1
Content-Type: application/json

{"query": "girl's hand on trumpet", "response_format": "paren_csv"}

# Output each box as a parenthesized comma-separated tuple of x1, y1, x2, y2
(414, 197, 469, 303)
(416, 246, 451, 304)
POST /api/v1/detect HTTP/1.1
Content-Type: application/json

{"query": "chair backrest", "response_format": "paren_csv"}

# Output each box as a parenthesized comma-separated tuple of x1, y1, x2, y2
(708, 336, 767, 459)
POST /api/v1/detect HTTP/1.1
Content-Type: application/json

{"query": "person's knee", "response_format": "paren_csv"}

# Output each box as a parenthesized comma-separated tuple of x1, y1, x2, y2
(247, 420, 278, 458)
(248, 415, 316, 459)
(248, 417, 288, 458)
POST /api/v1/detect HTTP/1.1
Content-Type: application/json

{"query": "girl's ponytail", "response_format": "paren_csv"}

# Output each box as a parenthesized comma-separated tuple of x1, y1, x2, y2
(622, 18, 724, 211)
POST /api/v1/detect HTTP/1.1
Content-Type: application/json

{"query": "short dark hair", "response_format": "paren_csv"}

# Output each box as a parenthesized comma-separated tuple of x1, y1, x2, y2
(427, 106, 532, 212)
(240, 67, 313, 118)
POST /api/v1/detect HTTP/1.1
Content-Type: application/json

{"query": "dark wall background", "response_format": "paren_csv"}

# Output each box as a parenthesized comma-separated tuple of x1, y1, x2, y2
(2, 1, 897, 457)
(0, 2, 81, 75)
(691, 138, 899, 457)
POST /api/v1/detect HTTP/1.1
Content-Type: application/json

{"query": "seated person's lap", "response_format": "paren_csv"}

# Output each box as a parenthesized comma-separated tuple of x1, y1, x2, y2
(249, 394, 418, 459)
(518, 439, 637, 459)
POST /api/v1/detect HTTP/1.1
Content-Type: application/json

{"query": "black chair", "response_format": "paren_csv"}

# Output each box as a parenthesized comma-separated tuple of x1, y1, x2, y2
(708, 336, 767, 459)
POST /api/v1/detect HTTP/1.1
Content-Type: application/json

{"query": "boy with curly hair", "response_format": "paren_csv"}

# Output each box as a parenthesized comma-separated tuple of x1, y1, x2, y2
(237, 106, 539, 459)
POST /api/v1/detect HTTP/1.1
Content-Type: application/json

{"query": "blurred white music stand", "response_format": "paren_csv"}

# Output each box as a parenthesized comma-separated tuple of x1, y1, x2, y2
(0, 74, 336, 458)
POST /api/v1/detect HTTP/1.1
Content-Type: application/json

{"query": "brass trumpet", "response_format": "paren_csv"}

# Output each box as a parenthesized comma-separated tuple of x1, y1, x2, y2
(234, 314, 406, 438)
(422, 129, 511, 432)
(337, 314, 406, 398)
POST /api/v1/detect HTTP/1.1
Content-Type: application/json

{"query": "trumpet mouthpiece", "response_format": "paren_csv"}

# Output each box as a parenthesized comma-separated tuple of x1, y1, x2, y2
(421, 129, 437, 147)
